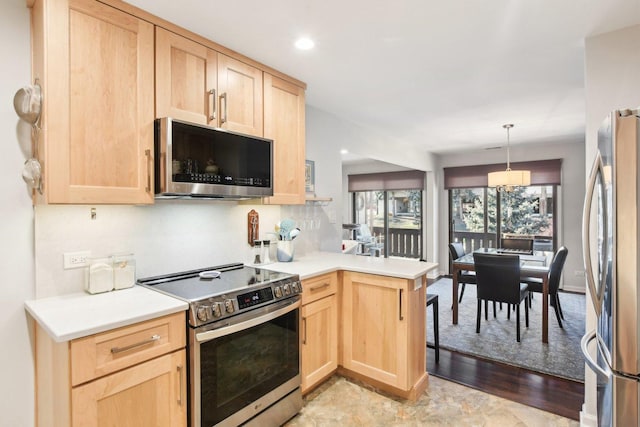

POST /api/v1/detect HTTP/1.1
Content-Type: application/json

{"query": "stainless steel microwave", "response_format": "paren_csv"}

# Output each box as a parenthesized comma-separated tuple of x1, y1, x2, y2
(154, 118, 273, 199)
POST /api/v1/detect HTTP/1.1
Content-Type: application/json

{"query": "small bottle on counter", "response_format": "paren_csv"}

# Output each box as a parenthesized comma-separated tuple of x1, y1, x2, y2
(253, 240, 262, 264)
(262, 240, 271, 264)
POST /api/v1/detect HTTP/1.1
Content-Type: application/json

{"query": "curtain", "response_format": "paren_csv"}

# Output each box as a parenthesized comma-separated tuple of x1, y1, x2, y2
(348, 170, 425, 192)
(443, 159, 562, 189)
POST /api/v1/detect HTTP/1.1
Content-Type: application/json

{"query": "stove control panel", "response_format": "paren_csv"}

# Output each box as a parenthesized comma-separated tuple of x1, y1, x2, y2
(189, 278, 302, 327)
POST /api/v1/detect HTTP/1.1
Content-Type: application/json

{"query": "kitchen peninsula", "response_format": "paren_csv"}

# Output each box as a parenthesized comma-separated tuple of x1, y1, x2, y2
(263, 252, 438, 400)
(26, 253, 437, 426)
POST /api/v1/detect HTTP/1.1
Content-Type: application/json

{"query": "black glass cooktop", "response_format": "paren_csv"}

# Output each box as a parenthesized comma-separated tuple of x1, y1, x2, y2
(137, 263, 295, 302)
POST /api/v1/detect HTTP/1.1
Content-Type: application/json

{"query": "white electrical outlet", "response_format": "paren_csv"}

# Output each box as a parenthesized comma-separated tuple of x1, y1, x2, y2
(63, 251, 91, 269)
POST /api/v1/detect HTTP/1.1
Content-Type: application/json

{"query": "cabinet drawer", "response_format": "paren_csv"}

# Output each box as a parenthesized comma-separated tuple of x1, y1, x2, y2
(301, 272, 337, 305)
(70, 312, 185, 386)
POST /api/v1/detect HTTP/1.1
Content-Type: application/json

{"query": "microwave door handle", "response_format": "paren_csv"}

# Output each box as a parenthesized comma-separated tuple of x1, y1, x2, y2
(582, 151, 606, 316)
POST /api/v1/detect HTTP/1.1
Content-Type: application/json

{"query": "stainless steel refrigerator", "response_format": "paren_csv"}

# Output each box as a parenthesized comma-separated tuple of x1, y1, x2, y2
(581, 108, 640, 426)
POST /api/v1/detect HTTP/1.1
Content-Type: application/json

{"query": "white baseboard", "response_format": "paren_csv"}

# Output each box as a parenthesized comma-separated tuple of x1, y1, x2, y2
(561, 283, 585, 294)
(580, 403, 597, 426)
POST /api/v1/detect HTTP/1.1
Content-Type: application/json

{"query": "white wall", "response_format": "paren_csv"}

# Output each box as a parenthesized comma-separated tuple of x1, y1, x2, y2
(435, 138, 586, 291)
(582, 24, 640, 426)
(1, 1, 36, 425)
(306, 105, 438, 264)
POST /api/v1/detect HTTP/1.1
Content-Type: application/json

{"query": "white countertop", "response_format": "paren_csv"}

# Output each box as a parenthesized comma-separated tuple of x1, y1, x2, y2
(25, 286, 188, 343)
(256, 251, 438, 280)
(26, 252, 437, 343)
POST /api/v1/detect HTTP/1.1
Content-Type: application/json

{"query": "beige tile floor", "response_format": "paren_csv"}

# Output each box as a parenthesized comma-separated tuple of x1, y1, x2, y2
(285, 376, 580, 426)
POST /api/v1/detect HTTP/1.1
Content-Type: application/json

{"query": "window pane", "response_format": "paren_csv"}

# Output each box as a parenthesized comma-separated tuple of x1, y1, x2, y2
(353, 191, 385, 256)
(388, 190, 421, 258)
(500, 186, 553, 235)
(352, 189, 423, 259)
(450, 188, 497, 251)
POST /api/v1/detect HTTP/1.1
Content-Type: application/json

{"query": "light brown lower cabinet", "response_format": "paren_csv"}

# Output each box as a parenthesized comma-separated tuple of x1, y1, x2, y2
(300, 272, 338, 393)
(35, 312, 187, 427)
(72, 350, 186, 427)
(341, 271, 427, 399)
(301, 294, 338, 393)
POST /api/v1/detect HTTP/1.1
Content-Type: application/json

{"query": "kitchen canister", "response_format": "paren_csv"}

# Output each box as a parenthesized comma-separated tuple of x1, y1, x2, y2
(112, 253, 136, 290)
(85, 257, 114, 294)
(276, 240, 294, 262)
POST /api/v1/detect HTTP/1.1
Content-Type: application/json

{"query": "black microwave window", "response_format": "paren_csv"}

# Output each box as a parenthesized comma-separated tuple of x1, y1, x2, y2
(171, 121, 271, 187)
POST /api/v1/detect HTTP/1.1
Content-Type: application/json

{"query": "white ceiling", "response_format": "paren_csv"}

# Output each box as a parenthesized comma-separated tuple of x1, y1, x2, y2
(126, 0, 640, 154)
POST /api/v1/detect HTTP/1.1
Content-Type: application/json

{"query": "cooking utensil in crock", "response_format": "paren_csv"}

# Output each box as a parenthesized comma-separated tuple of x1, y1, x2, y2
(13, 82, 42, 126)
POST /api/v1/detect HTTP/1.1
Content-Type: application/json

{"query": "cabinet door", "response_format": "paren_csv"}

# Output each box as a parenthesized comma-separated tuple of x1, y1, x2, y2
(341, 272, 408, 388)
(263, 74, 306, 205)
(71, 350, 187, 427)
(301, 294, 338, 393)
(217, 54, 263, 136)
(42, 0, 155, 204)
(156, 27, 218, 126)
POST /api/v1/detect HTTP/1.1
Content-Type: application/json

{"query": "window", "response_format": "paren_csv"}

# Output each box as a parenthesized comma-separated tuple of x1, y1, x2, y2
(449, 185, 557, 260)
(348, 171, 425, 259)
(352, 190, 423, 259)
(444, 160, 561, 265)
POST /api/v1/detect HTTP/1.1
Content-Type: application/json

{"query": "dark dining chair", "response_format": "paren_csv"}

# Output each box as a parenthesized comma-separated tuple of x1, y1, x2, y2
(448, 242, 476, 303)
(522, 246, 568, 328)
(473, 253, 529, 342)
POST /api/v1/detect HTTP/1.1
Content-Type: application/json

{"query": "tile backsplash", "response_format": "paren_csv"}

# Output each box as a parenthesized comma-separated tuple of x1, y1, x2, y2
(34, 201, 282, 298)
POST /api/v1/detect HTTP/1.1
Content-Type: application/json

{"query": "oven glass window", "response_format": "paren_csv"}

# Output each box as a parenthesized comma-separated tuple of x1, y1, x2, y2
(199, 308, 299, 426)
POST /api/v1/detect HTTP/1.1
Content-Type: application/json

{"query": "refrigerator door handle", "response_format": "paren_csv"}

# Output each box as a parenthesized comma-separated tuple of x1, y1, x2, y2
(581, 330, 610, 379)
(582, 151, 608, 316)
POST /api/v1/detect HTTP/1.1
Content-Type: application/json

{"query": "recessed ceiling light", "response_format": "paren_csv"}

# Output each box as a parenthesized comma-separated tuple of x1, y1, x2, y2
(295, 37, 315, 50)
(340, 149, 349, 154)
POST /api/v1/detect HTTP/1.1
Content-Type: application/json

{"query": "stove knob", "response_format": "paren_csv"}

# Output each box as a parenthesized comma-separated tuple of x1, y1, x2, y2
(211, 303, 222, 318)
(196, 306, 210, 322)
(283, 284, 291, 295)
(274, 286, 283, 298)
(224, 299, 235, 314)
(291, 282, 299, 293)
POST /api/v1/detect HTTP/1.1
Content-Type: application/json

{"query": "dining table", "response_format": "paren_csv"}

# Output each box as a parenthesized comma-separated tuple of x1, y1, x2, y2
(451, 248, 552, 343)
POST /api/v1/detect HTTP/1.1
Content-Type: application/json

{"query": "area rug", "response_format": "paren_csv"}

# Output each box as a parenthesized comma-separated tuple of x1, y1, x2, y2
(426, 278, 585, 382)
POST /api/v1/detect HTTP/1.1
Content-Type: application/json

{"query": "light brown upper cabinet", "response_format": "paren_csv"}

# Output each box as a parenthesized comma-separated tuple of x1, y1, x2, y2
(217, 54, 264, 137)
(156, 29, 263, 137)
(31, 0, 155, 204)
(262, 74, 306, 205)
(155, 27, 218, 126)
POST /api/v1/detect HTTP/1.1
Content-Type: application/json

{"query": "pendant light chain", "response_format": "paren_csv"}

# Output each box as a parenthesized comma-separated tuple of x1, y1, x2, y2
(504, 123, 513, 171)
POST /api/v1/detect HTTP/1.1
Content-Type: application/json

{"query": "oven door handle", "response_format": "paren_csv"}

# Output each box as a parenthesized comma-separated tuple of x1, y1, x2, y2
(195, 298, 300, 343)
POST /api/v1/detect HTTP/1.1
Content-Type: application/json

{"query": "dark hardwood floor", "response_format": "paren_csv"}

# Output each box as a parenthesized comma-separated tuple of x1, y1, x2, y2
(427, 347, 584, 421)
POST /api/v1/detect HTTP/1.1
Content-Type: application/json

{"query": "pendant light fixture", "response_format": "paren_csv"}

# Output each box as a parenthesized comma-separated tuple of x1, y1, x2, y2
(487, 124, 531, 192)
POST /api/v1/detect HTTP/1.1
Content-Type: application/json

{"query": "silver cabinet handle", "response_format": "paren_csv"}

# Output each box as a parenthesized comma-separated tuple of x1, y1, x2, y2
(399, 289, 404, 321)
(110, 334, 160, 354)
(177, 364, 184, 405)
(144, 149, 152, 193)
(582, 152, 607, 316)
(208, 89, 216, 121)
(309, 282, 330, 291)
(219, 92, 227, 124)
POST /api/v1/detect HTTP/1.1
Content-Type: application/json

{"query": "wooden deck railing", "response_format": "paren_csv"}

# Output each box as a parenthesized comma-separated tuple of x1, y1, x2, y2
(452, 231, 497, 254)
(373, 227, 421, 259)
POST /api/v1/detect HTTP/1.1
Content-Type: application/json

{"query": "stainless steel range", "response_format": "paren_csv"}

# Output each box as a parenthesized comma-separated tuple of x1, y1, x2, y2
(138, 263, 303, 427)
